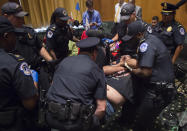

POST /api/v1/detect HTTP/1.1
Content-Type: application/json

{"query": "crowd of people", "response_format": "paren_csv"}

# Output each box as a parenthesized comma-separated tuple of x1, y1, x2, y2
(0, 0, 186, 131)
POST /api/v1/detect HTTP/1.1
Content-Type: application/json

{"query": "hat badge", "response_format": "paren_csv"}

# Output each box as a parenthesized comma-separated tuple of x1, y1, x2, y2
(164, 2, 167, 9)
(62, 10, 67, 16)
(167, 26, 172, 32)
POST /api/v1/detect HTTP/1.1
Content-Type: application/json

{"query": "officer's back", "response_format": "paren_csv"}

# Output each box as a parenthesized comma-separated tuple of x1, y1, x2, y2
(0, 16, 37, 131)
(46, 37, 106, 131)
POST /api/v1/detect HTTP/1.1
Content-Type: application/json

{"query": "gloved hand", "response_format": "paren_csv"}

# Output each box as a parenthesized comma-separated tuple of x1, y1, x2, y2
(31, 69, 38, 83)
(102, 38, 114, 44)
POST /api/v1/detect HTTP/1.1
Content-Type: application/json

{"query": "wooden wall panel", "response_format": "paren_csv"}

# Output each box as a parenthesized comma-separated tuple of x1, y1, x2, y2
(93, 0, 187, 29)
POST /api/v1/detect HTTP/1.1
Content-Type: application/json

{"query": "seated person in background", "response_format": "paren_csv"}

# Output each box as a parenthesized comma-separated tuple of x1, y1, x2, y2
(151, 16, 159, 28)
(82, 0, 102, 30)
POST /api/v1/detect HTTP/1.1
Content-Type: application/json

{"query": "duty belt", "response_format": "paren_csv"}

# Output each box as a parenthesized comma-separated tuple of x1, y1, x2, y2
(47, 101, 95, 122)
(149, 82, 175, 92)
(150, 82, 175, 88)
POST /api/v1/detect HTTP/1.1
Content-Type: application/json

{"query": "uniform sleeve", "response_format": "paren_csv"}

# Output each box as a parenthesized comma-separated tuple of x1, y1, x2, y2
(34, 34, 43, 51)
(173, 26, 186, 46)
(13, 62, 37, 99)
(26, 27, 43, 51)
(67, 26, 73, 40)
(92, 68, 106, 99)
(138, 42, 156, 68)
(46, 29, 56, 50)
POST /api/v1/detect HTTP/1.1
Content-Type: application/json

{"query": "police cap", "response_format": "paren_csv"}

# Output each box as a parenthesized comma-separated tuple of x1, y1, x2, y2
(76, 37, 100, 48)
(120, 3, 135, 21)
(0, 16, 15, 36)
(1, 2, 28, 17)
(53, 8, 70, 21)
(161, 2, 177, 15)
(122, 21, 146, 41)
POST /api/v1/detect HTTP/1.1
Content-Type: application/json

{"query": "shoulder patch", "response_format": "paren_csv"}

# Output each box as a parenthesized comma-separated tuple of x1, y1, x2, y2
(139, 42, 148, 53)
(179, 28, 185, 35)
(19, 62, 31, 76)
(147, 26, 152, 34)
(47, 30, 53, 38)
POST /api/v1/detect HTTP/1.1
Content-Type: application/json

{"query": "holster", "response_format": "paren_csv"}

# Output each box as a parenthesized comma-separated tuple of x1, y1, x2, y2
(48, 101, 69, 121)
(0, 110, 17, 127)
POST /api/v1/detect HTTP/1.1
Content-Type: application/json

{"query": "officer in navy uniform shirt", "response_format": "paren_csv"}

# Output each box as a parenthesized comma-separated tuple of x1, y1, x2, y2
(46, 37, 106, 131)
(0, 16, 37, 131)
(46, 8, 79, 62)
(152, 2, 186, 64)
(122, 21, 176, 131)
(1, 2, 53, 70)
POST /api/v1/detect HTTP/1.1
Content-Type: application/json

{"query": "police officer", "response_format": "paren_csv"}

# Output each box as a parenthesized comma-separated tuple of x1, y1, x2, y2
(1, 2, 53, 70)
(152, 2, 186, 64)
(46, 37, 106, 131)
(46, 7, 79, 61)
(112, 3, 136, 42)
(122, 21, 177, 130)
(0, 16, 38, 131)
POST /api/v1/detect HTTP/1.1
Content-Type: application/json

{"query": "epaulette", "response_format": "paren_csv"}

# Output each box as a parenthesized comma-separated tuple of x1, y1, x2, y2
(48, 24, 56, 31)
(8, 53, 25, 62)
(174, 21, 183, 28)
(140, 38, 146, 44)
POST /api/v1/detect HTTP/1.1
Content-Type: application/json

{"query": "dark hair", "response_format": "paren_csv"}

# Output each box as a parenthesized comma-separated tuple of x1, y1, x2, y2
(86, 0, 93, 8)
(152, 16, 159, 21)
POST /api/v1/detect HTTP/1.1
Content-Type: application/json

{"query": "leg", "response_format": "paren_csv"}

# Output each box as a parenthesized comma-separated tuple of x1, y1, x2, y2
(107, 85, 126, 106)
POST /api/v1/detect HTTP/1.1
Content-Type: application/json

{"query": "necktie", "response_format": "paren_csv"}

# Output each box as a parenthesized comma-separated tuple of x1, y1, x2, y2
(114, 5, 120, 23)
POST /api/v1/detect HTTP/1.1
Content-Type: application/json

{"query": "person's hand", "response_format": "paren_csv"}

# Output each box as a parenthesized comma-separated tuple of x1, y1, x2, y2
(124, 55, 131, 61)
(90, 22, 97, 27)
(119, 55, 126, 66)
(126, 58, 138, 69)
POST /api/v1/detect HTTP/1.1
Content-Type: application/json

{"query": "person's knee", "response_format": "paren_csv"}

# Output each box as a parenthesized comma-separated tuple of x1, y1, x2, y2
(107, 85, 126, 106)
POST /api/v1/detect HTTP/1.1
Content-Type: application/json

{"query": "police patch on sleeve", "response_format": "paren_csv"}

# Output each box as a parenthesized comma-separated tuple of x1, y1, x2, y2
(139, 42, 148, 53)
(180, 28, 185, 35)
(19, 62, 31, 76)
(47, 30, 53, 38)
(147, 26, 152, 34)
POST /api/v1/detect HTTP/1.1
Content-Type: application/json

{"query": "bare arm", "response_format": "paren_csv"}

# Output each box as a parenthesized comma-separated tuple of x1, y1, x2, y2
(103, 56, 127, 75)
(94, 99, 106, 120)
(50, 50, 57, 60)
(103, 65, 125, 75)
(72, 36, 80, 42)
(40, 46, 53, 61)
(172, 45, 184, 64)
(112, 33, 119, 42)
